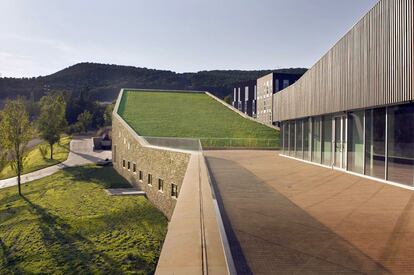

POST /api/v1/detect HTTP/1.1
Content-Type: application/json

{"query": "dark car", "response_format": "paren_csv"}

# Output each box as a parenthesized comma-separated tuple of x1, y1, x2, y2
(97, 158, 113, 166)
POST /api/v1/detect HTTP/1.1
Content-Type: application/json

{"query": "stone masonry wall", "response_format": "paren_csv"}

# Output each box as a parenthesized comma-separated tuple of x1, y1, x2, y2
(112, 116, 190, 220)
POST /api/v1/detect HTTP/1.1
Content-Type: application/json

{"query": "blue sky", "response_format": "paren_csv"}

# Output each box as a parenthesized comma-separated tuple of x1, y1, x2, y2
(0, 0, 378, 78)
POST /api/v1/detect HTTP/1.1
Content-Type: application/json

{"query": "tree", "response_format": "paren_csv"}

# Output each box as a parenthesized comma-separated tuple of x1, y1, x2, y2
(77, 111, 92, 133)
(103, 103, 114, 126)
(65, 86, 94, 125)
(37, 93, 67, 159)
(26, 91, 40, 119)
(223, 95, 232, 105)
(0, 98, 33, 196)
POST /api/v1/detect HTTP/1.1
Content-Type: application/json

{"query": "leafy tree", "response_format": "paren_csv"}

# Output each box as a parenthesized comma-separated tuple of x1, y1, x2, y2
(37, 93, 67, 159)
(26, 91, 40, 119)
(65, 87, 94, 125)
(77, 111, 92, 133)
(91, 102, 105, 128)
(103, 103, 115, 126)
(0, 98, 33, 195)
(223, 95, 232, 105)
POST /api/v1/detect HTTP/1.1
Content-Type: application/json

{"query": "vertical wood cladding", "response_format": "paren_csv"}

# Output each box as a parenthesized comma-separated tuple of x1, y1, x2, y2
(273, 0, 413, 121)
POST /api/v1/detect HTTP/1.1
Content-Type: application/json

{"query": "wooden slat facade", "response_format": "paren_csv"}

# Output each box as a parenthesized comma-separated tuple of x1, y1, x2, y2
(273, 0, 413, 122)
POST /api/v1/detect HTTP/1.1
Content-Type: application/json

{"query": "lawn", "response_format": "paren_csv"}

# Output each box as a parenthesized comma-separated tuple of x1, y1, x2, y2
(0, 136, 71, 180)
(118, 90, 279, 148)
(0, 165, 167, 274)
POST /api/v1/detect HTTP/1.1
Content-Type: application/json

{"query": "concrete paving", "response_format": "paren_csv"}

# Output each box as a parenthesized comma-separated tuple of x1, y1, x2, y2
(105, 188, 145, 196)
(0, 136, 112, 189)
(205, 150, 414, 274)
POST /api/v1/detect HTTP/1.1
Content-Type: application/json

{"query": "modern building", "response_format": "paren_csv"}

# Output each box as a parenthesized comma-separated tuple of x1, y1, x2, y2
(112, 89, 230, 273)
(257, 72, 303, 125)
(274, 0, 414, 188)
(232, 80, 257, 117)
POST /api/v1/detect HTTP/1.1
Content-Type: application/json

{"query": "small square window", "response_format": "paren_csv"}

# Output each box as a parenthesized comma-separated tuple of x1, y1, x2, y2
(127, 161, 131, 170)
(113, 145, 117, 163)
(171, 184, 178, 198)
(122, 160, 126, 168)
(148, 174, 152, 185)
(158, 179, 164, 192)
(139, 171, 143, 181)
(133, 163, 136, 173)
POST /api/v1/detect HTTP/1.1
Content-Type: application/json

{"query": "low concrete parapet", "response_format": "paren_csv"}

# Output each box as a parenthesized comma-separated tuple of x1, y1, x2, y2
(112, 89, 232, 274)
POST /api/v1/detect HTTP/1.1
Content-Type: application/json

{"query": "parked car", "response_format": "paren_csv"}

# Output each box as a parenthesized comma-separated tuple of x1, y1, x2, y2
(97, 158, 113, 166)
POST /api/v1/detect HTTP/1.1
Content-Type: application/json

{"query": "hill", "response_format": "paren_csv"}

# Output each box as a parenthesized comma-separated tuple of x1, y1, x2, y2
(118, 90, 279, 148)
(0, 63, 307, 101)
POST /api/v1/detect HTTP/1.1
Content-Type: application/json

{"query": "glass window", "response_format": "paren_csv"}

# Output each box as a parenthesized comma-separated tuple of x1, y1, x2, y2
(387, 104, 414, 186)
(133, 163, 137, 173)
(148, 174, 152, 185)
(139, 171, 143, 181)
(303, 118, 311, 161)
(113, 145, 117, 163)
(365, 108, 386, 179)
(158, 179, 164, 191)
(348, 111, 364, 174)
(283, 122, 289, 154)
(322, 115, 333, 166)
(283, 80, 290, 89)
(289, 121, 296, 156)
(296, 120, 303, 159)
(312, 117, 322, 163)
(171, 184, 178, 198)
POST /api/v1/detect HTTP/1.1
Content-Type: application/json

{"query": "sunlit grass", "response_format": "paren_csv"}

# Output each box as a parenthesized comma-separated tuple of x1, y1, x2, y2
(0, 165, 167, 274)
(0, 136, 71, 180)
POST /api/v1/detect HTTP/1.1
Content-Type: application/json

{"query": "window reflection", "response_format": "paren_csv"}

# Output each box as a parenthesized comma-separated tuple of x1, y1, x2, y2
(365, 108, 386, 179)
(322, 115, 332, 166)
(303, 119, 311, 161)
(289, 121, 296, 156)
(312, 117, 321, 164)
(296, 120, 303, 159)
(388, 105, 414, 186)
(347, 111, 364, 174)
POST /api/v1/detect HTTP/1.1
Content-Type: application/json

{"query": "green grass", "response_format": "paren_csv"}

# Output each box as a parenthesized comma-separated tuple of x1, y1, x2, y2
(118, 90, 279, 148)
(0, 165, 167, 274)
(0, 136, 71, 180)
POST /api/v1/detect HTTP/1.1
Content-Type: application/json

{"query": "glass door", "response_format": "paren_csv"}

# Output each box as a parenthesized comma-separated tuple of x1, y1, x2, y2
(333, 116, 346, 169)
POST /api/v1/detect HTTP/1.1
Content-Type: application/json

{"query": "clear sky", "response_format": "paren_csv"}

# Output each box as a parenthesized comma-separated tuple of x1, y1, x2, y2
(0, 0, 378, 78)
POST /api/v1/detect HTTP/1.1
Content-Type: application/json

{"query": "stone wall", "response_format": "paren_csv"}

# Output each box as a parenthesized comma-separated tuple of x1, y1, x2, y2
(112, 115, 190, 220)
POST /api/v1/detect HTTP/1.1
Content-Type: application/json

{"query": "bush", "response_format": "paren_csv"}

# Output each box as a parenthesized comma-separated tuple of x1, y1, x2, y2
(39, 144, 48, 159)
(67, 123, 83, 135)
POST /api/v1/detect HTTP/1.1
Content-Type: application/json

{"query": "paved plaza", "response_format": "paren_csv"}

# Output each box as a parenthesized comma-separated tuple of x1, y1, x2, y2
(206, 150, 414, 274)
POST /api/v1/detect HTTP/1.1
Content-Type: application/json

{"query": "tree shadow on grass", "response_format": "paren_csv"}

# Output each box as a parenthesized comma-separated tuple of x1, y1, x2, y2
(62, 166, 132, 189)
(0, 237, 23, 274)
(21, 195, 122, 274)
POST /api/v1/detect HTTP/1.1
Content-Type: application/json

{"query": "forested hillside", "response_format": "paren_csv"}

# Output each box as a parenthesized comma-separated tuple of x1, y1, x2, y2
(0, 63, 307, 101)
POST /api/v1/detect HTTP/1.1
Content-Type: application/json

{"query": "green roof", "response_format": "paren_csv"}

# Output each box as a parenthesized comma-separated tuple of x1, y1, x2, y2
(118, 90, 279, 148)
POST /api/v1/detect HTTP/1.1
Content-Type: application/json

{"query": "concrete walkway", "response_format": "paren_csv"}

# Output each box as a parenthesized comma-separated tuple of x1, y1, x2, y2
(0, 136, 112, 189)
(205, 150, 414, 274)
(105, 188, 145, 196)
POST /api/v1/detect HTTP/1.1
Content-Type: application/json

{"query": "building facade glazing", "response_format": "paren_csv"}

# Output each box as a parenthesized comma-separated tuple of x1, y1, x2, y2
(281, 103, 414, 187)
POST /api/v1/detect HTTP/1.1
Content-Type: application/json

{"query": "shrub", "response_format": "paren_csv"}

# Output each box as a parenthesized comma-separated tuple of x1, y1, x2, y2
(39, 144, 48, 159)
